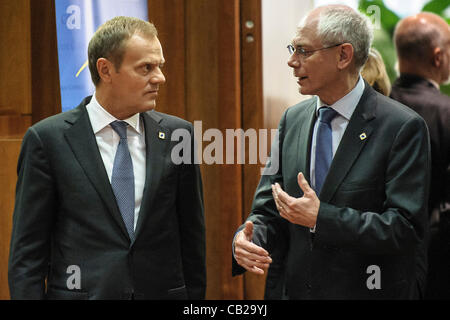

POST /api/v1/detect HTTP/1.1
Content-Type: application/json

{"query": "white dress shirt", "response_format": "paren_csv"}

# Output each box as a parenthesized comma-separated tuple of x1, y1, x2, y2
(86, 94, 146, 231)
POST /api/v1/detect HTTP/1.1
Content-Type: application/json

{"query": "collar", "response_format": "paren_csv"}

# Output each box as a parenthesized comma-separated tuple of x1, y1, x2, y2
(397, 73, 440, 91)
(316, 75, 365, 120)
(86, 93, 143, 135)
(427, 78, 440, 90)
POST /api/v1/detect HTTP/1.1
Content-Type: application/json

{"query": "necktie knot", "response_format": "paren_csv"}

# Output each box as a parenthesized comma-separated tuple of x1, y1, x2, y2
(318, 107, 338, 125)
(110, 121, 128, 140)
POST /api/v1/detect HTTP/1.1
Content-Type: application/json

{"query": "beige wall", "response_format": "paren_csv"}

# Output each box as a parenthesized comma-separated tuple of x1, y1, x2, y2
(262, 0, 314, 129)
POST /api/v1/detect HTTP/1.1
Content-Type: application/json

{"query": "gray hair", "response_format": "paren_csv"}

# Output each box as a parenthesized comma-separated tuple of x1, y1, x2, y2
(88, 16, 158, 86)
(315, 6, 374, 70)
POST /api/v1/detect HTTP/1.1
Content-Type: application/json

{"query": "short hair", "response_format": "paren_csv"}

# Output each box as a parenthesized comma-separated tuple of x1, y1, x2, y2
(88, 16, 158, 86)
(361, 48, 391, 96)
(315, 6, 374, 71)
(394, 21, 445, 63)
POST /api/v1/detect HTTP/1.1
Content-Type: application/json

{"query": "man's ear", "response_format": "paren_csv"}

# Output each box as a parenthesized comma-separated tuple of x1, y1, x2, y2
(337, 43, 354, 70)
(97, 58, 114, 84)
(432, 47, 443, 68)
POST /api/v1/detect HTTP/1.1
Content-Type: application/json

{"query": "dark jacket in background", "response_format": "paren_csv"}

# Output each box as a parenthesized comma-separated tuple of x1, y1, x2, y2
(391, 73, 450, 299)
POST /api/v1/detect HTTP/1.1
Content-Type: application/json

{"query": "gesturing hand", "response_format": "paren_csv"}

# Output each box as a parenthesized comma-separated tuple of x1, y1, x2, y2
(234, 221, 272, 275)
(272, 172, 320, 228)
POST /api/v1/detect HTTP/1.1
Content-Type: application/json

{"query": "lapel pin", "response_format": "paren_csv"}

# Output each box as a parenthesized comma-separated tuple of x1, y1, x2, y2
(159, 132, 165, 140)
(359, 133, 367, 141)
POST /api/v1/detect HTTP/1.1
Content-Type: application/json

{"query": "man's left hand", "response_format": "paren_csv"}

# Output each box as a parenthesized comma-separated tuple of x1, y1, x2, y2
(272, 172, 320, 228)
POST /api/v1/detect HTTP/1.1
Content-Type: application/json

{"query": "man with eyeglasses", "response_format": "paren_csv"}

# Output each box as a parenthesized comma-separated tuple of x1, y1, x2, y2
(232, 4, 430, 299)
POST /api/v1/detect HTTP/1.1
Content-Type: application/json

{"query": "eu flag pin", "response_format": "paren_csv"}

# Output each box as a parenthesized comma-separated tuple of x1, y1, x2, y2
(359, 133, 367, 141)
(159, 132, 165, 140)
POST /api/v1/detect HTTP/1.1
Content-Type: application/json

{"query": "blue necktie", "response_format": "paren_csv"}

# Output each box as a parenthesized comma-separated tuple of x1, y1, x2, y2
(110, 121, 135, 242)
(314, 107, 338, 194)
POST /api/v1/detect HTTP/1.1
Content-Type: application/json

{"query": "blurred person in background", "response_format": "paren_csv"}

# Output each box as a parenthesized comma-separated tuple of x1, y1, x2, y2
(391, 12, 450, 299)
(362, 47, 391, 96)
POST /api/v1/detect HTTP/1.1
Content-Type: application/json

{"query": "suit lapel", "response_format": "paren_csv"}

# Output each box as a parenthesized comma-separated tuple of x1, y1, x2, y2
(319, 85, 377, 202)
(63, 99, 130, 241)
(295, 100, 317, 184)
(134, 111, 171, 239)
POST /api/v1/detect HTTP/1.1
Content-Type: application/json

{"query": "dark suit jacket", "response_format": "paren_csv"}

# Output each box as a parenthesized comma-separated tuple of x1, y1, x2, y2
(391, 74, 450, 213)
(233, 83, 430, 299)
(8, 96, 206, 300)
(391, 74, 450, 299)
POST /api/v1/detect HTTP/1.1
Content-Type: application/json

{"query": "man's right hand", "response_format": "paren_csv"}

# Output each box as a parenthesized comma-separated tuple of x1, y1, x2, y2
(234, 221, 272, 275)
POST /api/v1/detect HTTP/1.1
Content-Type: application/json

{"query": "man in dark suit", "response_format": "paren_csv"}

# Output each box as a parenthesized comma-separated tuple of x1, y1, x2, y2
(232, 5, 430, 299)
(390, 12, 450, 299)
(8, 16, 205, 300)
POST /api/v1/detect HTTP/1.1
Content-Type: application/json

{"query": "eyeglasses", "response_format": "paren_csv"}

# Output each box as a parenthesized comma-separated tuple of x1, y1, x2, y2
(287, 43, 343, 58)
